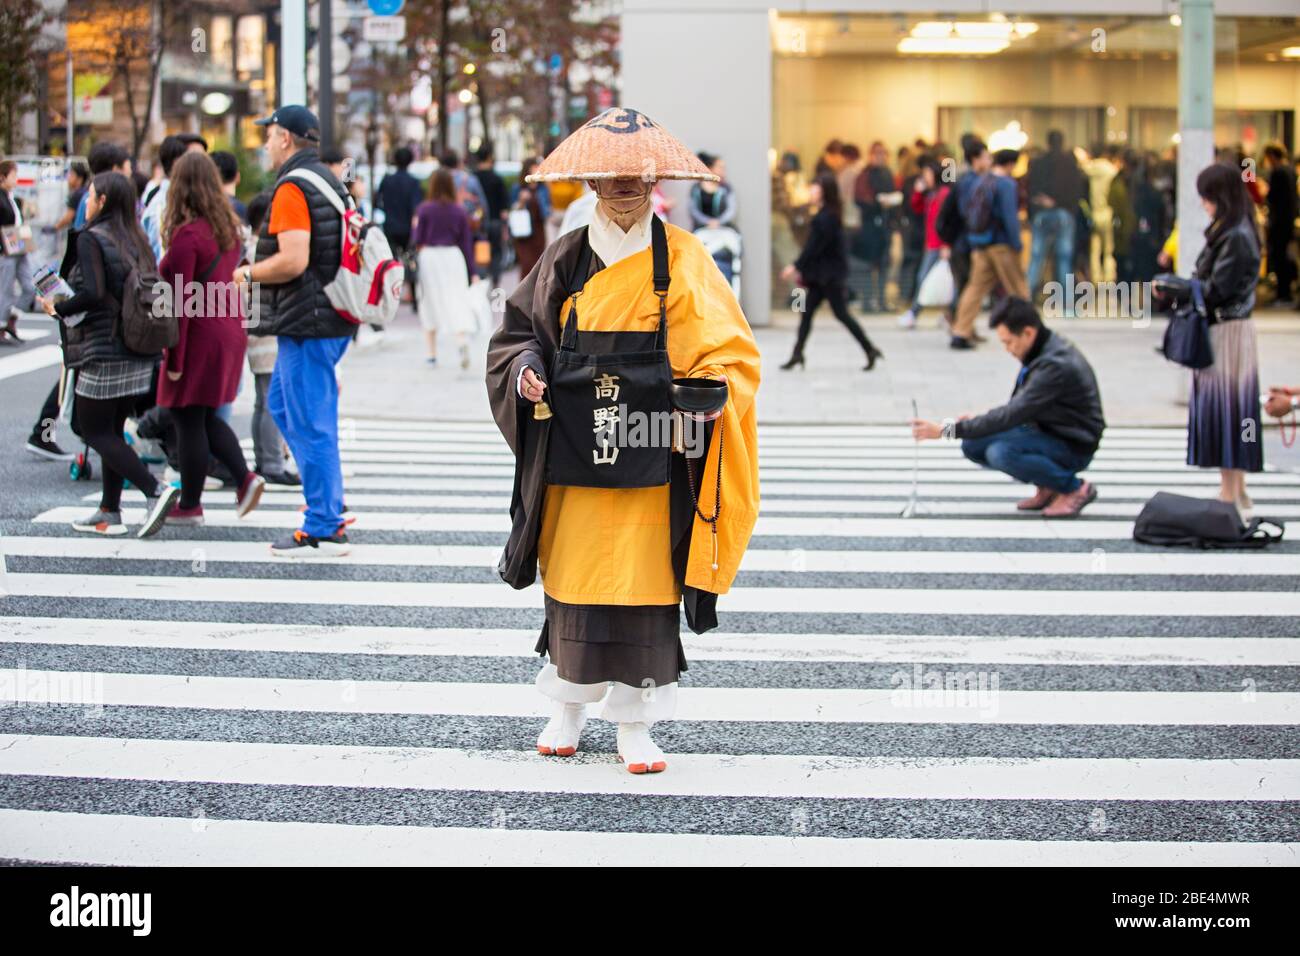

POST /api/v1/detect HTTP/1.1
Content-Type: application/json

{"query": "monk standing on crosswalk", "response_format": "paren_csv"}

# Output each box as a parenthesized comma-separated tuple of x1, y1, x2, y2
(487, 108, 761, 774)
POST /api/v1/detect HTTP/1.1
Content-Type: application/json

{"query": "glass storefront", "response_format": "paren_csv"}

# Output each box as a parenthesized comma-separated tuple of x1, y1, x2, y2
(769, 13, 1300, 311)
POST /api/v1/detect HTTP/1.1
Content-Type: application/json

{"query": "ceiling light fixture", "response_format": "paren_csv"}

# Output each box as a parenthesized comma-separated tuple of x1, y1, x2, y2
(898, 37, 1010, 55)
(899, 20, 1037, 54)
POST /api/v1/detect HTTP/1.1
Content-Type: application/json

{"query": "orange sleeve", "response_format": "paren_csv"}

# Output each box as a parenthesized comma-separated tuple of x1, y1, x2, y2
(268, 183, 311, 235)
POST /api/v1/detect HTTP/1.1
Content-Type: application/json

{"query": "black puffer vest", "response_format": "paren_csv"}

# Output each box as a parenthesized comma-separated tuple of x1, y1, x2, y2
(62, 225, 142, 368)
(253, 148, 354, 339)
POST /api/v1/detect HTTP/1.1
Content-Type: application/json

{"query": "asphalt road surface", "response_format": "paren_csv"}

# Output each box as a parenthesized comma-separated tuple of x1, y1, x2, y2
(1, 315, 1298, 865)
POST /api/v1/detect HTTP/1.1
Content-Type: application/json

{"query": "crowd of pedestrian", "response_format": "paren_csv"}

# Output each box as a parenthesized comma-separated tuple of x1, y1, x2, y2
(8, 105, 376, 556)
(773, 132, 1300, 327)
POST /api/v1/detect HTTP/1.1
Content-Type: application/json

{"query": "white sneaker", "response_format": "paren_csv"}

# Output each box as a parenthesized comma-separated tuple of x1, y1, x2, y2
(137, 485, 180, 539)
(537, 702, 587, 757)
(617, 721, 667, 774)
(897, 310, 917, 329)
(71, 509, 127, 536)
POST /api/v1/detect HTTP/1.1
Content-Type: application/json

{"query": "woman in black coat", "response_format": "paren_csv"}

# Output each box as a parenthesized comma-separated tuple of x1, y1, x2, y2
(36, 172, 180, 538)
(1186, 162, 1263, 517)
(780, 172, 882, 371)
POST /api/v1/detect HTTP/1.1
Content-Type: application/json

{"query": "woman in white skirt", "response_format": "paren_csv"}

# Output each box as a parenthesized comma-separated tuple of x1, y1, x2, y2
(412, 168, 477, 368)
(1187, 162, 1264, 517)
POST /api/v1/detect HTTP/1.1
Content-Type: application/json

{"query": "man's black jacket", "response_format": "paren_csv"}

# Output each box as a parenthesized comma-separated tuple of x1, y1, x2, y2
(955, 327, 1106, 457)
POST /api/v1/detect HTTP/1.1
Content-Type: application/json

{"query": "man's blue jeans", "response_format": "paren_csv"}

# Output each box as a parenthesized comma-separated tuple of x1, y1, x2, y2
(961, 424, 1092, 494)
(268, 335, 350, 537)
(1026, 207, 1076, 308)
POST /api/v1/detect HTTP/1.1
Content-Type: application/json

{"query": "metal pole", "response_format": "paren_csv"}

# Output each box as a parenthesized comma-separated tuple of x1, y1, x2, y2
(66, 51, 74, 155)
(319, 0, 333, 149)
(1176, 0, 1215, 276)
(281, 0, 306, 106)
(437, 0, 449, 156)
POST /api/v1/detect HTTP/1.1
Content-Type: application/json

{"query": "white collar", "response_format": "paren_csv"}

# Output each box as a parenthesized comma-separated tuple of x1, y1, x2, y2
(588, 200, 654, 268)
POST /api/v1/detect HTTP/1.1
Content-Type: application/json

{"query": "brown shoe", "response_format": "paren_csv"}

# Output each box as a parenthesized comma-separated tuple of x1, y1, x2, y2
(1042, 481, 1097, 518)
(1016, 486, 1056, 511)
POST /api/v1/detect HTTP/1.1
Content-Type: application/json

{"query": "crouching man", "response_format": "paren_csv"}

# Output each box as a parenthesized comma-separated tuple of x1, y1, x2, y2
(911, 296, 1106, 517)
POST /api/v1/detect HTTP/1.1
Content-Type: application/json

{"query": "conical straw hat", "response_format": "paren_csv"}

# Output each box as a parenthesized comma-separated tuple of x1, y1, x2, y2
(526, 107, 719, 183)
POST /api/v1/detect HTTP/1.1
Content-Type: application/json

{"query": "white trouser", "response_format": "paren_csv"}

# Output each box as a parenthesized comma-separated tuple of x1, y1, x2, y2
(535, 663, 677, 727)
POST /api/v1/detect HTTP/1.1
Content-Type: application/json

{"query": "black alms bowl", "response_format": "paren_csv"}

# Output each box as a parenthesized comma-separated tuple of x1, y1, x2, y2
(670, 377, 728, 415)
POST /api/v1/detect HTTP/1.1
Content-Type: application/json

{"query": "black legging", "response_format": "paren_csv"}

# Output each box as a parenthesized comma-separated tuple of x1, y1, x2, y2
(172, 404, 251, 509)
(792, 280, 876, 359)
(76, 394, 161, 511)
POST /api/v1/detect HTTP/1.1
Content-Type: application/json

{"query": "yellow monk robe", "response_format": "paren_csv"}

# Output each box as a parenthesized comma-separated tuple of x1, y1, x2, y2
(537, 223, 761, 607)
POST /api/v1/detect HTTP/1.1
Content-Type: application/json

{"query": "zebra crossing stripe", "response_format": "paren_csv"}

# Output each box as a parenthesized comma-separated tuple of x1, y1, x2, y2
(0, 344, 62, 383)
(9, 536, 1299, 575)
(5, 572, 1296, 616)
(29, 506, 1158, 539)
(3, 669, 1295, 724)
(175, 479, 1300, 500)
(3, 735, 1296, 801)
(2, 810, 1292, 866)
(5, 618, 1296, 665)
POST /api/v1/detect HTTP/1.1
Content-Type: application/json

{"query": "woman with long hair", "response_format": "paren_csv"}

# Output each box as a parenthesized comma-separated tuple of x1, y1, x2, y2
(779, 171, 882, 370)
(1188, 161, 1264, 516)
(412, 167, 476, 367)
(36, 171, 181, 537)
(156, 150, 264, 525)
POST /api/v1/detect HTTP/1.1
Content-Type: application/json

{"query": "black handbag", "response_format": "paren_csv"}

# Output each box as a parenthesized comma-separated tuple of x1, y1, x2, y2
(1157, 275, 1213, 369)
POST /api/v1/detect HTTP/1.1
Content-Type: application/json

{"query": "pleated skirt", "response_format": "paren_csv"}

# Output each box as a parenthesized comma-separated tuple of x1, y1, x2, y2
(1187, 317, 1264, 472)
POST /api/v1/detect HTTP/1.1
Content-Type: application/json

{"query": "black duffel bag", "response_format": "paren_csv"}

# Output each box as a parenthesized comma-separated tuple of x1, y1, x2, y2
(1134, 492, 1283, 549)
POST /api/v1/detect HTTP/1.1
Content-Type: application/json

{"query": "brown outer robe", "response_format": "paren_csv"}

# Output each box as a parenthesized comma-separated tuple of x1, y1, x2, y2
(486, 221, 761, 640)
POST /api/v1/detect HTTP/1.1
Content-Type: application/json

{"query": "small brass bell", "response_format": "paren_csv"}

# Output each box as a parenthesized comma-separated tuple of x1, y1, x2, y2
(533, 399, 553, 421)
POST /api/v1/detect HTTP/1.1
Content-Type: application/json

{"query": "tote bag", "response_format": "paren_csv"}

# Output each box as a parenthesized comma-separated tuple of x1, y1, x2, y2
(508, 208, 533, 239)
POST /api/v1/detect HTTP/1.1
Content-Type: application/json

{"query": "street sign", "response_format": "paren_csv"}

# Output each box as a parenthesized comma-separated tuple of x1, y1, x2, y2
(367, 0, 404, 15)
(363, 15, 405, 42)
(73, 96, 112, 125)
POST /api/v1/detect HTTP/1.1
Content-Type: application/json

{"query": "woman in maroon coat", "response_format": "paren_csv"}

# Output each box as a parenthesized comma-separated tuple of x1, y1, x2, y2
(157, 151, 265, 525)
(510, 158, 547, 278)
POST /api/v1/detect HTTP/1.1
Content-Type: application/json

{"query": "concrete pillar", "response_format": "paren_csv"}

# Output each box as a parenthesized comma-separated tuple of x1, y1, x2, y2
(281, 0, 307, 107)
(1176, 0, 1215, 276)
(620, 1, 772, 325)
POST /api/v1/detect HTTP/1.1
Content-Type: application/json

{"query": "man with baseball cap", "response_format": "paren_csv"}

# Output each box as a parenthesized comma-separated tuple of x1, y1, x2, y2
(235, 105, 354, 557)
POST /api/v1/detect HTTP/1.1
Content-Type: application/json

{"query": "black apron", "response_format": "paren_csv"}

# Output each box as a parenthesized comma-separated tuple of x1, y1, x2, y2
(545, 216, 673, 489)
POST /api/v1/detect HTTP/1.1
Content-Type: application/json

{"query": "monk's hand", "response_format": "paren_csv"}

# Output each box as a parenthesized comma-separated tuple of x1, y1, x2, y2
(520, 366, 547, 403)
(911, 418, 942, 441)
(1265, 387, 1294, 418)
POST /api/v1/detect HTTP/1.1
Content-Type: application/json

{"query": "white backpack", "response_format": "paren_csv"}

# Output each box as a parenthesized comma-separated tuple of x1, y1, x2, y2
(284, 168, 405, 327)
